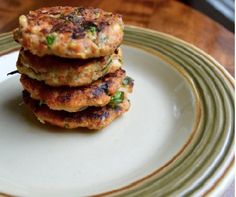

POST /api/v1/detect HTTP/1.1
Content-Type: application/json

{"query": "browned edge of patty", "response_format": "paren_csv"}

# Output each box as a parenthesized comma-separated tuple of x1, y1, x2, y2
(20, 68, 126, 112)
(18, 47, 122, 72)
(23, 90, 130, 130)
(17, 47, 123, 87)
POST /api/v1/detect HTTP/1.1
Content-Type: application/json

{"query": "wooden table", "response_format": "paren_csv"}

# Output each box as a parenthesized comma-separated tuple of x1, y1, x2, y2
(0, 0, 234, 75)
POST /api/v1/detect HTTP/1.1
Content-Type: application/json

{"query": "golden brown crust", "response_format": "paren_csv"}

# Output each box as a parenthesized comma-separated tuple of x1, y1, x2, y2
(23, 90, 130, 130)
(20, 69, 126, 112)
(17, 47, 122, 87)
(14, 6, 124, 58)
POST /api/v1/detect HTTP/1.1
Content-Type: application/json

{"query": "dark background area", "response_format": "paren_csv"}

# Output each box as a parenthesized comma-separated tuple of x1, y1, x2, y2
(180, 0, 235, 32)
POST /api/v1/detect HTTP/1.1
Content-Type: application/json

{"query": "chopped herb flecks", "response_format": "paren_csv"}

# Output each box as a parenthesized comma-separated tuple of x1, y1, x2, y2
(88, 26, 97, 34)
(82, 21, 97, 34)
(102, 59, 112, 74)
(122, 76, 134, 86)
(46, 35, 56, 46)
(109, 91, 124, 108)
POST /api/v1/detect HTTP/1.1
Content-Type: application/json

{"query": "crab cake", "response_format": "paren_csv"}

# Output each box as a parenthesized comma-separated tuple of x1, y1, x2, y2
(23, 90, 130, 130)
(14, 6, 124, 58)
(20, 69, 132, 112)
(17, 48, 122, 87)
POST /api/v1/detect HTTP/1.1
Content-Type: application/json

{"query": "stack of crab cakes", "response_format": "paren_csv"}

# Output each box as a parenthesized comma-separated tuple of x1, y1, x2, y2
(14, 6, 134, 130)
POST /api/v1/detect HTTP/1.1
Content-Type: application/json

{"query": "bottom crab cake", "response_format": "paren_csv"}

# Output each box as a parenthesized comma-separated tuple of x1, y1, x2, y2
(20, 69, 133, 112)
(23, 91, 130, 130)
(17, 48, 122, 87)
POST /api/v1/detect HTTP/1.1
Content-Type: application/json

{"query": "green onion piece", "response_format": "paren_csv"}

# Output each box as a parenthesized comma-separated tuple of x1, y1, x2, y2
(102, 59, 112, 74)
(122, 76, 134, 86)
(109, 91, 124, 108)
(46, 35, 56, 46)
(88, 26, 97, 34)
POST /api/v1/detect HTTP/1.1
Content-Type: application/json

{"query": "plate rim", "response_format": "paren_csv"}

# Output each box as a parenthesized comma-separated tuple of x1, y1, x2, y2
(124, 25, 234, 197)
(92, 26, 234, 197)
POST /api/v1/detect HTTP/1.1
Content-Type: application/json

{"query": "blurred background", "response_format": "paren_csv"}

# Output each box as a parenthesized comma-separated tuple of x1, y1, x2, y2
(0, 0, 234, 33)
(182, 0, 234, 32)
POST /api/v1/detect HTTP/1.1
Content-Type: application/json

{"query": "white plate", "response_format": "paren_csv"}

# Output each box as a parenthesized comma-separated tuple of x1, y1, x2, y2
(0, 45, 196, 196)
(0, 26, 234, 197)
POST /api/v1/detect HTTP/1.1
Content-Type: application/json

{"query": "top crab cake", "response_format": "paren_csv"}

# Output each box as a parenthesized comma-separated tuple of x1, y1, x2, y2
(14, 6, 124, 58)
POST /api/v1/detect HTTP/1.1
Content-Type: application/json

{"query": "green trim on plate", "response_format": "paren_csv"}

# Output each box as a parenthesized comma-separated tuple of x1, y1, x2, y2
(0, 31, 20, 56)
(0, 26, 234, 197)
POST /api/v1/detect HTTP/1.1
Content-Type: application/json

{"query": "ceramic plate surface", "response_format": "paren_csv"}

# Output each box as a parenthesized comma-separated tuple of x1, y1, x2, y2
(0, 26, 234, 197)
